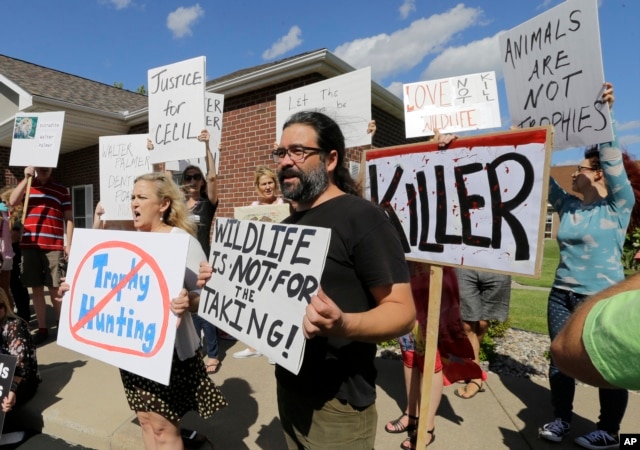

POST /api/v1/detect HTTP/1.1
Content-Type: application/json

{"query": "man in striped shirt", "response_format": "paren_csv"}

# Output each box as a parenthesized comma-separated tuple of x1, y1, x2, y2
(9, 166, 73, 345)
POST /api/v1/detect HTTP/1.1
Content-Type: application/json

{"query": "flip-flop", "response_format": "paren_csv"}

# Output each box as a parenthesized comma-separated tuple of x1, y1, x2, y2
(454, 380, 485, 399)
(400, 428, 435, 450)
(206, 359, 220, 374)
(385, 412, 418, 434)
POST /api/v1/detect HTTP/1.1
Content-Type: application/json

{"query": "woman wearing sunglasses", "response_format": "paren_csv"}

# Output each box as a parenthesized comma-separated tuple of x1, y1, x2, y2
(180, 130, 222, 375)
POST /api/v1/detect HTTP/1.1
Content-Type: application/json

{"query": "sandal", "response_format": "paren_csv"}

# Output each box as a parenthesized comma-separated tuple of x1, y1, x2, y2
(206, 358, 220, 374)
(400, 428, 435, 450)
(385, 412, 418, 434)
(454, 380, 485, 399)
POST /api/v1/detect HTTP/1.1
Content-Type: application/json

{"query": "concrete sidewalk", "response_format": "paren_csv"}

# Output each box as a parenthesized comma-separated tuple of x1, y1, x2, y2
(14, 332, 640, 449)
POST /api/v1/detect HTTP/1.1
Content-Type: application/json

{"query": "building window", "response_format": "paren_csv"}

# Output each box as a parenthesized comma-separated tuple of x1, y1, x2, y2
(71, 184, 93, 228)
(545, 206, 554, 239)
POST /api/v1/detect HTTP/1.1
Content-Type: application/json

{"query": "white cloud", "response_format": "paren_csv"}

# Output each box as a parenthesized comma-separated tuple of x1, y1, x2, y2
(385, 81, 404, 98)
(262, 26, 303, 60)
(167, 4, 204, 39)
(399, 0, 416, 19)
(334, 4, 483, 82)
(111, 0, 130, 8)
(420, 32, 504, 80)
(621, 134, 640, 146)
(618, 120, 640, 132)
(99, 0, 132, 9)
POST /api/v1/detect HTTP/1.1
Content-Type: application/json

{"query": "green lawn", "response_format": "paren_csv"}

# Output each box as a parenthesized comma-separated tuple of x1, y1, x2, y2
(513, 239, 558, 288)
(508, 239, 557, 334)
(509, 288, 548, 334)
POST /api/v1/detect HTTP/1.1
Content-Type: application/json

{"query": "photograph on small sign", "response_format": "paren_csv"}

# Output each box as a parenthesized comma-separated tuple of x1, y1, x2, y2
(13, 116, 37, 139)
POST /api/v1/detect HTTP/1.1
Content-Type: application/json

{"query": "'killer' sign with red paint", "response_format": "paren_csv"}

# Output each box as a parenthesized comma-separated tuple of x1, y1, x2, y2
(364, 126, 553, 277)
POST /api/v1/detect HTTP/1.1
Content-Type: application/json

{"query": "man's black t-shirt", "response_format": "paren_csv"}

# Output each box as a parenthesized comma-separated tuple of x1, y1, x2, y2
(276, 194, 410, 408)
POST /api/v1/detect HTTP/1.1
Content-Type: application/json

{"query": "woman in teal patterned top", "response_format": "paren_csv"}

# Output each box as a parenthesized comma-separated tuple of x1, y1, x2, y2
(539, 83, 640, 450)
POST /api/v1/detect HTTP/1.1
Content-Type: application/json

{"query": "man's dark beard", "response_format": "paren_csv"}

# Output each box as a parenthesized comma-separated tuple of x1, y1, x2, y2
(278, 164, 329, 203)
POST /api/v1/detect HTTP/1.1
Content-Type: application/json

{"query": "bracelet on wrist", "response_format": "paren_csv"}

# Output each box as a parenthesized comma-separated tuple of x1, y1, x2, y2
(10, 381, 19, 393)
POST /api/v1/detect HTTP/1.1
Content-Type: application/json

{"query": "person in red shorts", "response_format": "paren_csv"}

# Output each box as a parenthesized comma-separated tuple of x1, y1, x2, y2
(384, 263, 482, 449)
(9, 166, 73, 344)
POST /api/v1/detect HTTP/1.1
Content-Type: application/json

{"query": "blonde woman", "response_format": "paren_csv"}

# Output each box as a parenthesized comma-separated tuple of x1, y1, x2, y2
(60, 173, 227, 449)
(251, 166, 285, 206)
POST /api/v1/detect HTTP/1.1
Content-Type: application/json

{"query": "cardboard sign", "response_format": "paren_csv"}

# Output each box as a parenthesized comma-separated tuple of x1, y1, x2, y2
(234, 204, 291, 223)
(58, 229, 190, 385)
(164, 91, 224, 175)
(0, 354, 17, 434)
(206, 91, 224, 175)
(364, 126, 553, 276)
(499, 0, 611, 150)
(403, 71, 501, 138)
(9, 111, 65, 167)
(276, 67, 372, 148)
(99, 134, 151, 221)
(148, 56, 206, 164)
(199, 218, 331, 374)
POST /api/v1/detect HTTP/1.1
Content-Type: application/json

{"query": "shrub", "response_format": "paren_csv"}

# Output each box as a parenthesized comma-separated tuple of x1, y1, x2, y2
(479, 318, 511, 362)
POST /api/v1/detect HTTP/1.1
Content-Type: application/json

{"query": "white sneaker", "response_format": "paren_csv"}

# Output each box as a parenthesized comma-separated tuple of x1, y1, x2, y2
(233, 348, 261, 359)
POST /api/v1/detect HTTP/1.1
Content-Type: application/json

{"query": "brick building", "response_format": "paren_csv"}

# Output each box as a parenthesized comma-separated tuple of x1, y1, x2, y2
(1, 50, 422, 227)
(1, 50, 573, 236)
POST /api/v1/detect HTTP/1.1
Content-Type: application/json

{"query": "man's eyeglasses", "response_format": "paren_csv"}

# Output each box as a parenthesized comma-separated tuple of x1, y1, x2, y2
(271, 145, 323, 163)
(575, 166, 600, 173)
(184, 173, 203, 182)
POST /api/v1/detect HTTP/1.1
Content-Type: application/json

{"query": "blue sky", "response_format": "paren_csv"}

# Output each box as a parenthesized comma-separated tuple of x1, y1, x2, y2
(2, 0, 638, 166)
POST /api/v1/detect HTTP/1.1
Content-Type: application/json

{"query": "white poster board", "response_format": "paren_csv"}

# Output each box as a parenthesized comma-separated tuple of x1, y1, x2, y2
(58, 229, 190, 385)
(164, 91, 224, 175)
(234, 204, 291, 223)
(206, 92, 224, 175)
(276, 67, 372, 148)
(99, 134, 151, 221)
(403, 71, 501, 138)
(499, 0, 611, 150)
(199, 218, 331, 374)
(148, 56, 206, 164)
(9, 111, 65, 167)
(364, 127, 553, 276)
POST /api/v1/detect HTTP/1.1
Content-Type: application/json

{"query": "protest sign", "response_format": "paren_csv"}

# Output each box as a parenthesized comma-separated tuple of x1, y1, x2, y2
(58, 229, 190, 385)
(403, 71, 501, 138)
(364, 126, 553, 276)
(0, 354, 17, 434)
(164, 91, 224, 174)
(148, 56, 206, 164)
(276, 67, 372, 148)
(499, 0, 611, 150)
(199, 218, 331, 374)
(234, 204, 291, 223)
(9, 111, 65, 167)
(99, 134, 150, 221)
(206, 91, 224, 174)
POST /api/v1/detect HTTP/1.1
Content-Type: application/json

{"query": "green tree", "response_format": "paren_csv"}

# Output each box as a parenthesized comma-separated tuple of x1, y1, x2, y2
(112, 82, 147, 96)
